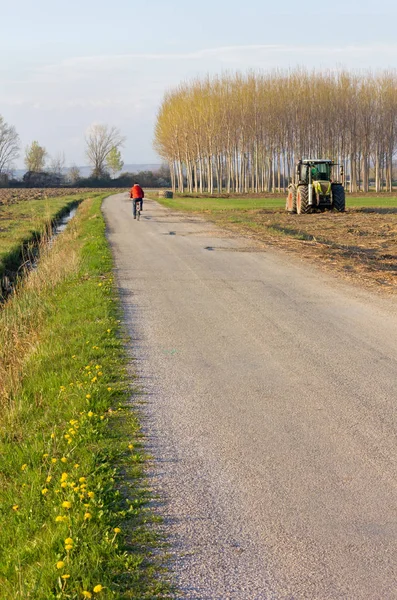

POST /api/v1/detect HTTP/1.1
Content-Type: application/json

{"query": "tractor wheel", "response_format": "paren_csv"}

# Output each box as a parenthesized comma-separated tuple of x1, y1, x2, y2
(296, 185, 310, 214)
(332, 184, 345, 212)
(286, 185, 297, 213)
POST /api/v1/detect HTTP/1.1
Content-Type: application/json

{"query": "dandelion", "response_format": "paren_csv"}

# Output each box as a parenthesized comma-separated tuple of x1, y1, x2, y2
(51, 433, 56, 439)
(21, 464, 27, 471)
(74, 463, 80, 469)
(114, 527, 121, 534)
(52, 458, 57, 464)
(88, 492, 95, 499)
(107, 329, 111, 333)
(61, 457, 68, 463)
(107, 387, 112, 391)
(86, 394, 91, 399)
(91, 377, 97, 383)
(79, 477, 86, 483)
(82, 592, 92, 598)
(12, 505, 19, 511)
(61, 482, 68, 488)
(65, 544, 73, 551)
(128, 444, 133, 450)
(62, 501, 72, 509)
(87, 411, 94, 418)
(95, 365, 101, 370)
(41, 488, 49, 495)
(98, 283, 102, 287)
(100, 416, 105, 420)
(98, 372, 103, 376)
(43, 453, 49, 458)
(55, 515, 67, 522)
(61, 473, 68, 482)
(65, 537, 73, 545)
(60, 385, 66, 391)
(46, 475, 52, 483)
(84, 512, 92, 520)
(72, 355, 76, 359)
(56, 561, 65, 569)
(93, 585, 103, 593)
(61, 574, 70, 579)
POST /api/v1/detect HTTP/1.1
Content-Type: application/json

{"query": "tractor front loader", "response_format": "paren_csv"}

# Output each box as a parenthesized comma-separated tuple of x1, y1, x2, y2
(286, 159, 345, 214)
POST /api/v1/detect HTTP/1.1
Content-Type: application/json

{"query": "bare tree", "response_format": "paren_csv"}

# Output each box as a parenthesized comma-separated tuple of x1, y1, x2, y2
(85, 124, 125, 178)
(25, 141, 47, 172)
(68, 164, 81, 185)
(0, 115, 20, 174)
(49, 152, 66, 178)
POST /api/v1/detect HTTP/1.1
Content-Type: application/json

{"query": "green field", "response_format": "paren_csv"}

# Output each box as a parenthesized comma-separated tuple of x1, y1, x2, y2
(154, 194, 397, 213)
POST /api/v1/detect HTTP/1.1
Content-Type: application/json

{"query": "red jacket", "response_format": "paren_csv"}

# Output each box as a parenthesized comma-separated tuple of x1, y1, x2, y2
(130, 184, 144, 199)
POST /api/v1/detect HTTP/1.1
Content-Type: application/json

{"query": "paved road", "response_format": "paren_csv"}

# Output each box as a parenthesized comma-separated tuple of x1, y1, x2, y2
(103, 193, 397, 599)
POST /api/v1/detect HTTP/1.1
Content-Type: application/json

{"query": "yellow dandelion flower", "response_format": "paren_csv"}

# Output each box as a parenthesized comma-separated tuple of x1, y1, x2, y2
(93, 584, 103, 593)
(114, 527, 121, 533)
(61, 574, 70, 579)
(79, 477, 86, 483)
(60, 386, 66, 391)
(91, 377, 97, 383)
(61, 457, 68, 463)
(41, 488, 49, 495)
(46, 476, 52, 483)
(87, 411, 94, 418)
(51, 458, 57, 464)
(98, 372, 103, 376)
(98, 282, 102, 287)
(67, 438, 72, 444)
(82, 592, 92, 598)
(43, 453, 49, 458)
(61, 482, 68, 488)
(100, 416, 105, 420)
(84, 512, 92, 520)
(86, 394, 91, 399)
(65, 544, 73, 551)
(107, 329, 111, 333)
(65, 537, 73, 545)
(56, 561, 65, 569)
(12, 505, 19, 511)
(95, 365, 101, 370)
(50, 432, 55, 439)
(62, 501, 72, 509)
(21, 464, 27, 471)
(61, 472, 68, 481)
(128, 444, 133, 450)
(88, 491, 95, 499)
(55, 515, 67, 522)
(74, 463, 80, 469)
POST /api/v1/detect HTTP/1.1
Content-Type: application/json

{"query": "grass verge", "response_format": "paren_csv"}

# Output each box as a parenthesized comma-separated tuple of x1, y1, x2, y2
(0, 194, 169, 599)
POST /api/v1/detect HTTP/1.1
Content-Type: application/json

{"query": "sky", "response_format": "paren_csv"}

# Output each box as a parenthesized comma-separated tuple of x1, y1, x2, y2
(1, 0, 397, 169)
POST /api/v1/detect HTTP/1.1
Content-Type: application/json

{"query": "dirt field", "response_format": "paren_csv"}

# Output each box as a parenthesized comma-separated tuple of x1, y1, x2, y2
(212, 207, 397, 293)
(0, 188, 124, 205)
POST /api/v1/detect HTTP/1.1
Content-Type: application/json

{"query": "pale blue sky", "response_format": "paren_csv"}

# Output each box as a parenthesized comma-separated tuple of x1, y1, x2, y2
(2, 0, 397, 168)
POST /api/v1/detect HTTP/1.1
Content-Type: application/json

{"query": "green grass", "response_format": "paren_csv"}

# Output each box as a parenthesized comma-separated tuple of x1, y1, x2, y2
(0, 194, 96, 278)
(0, 195, 170, 599)
(154, 193, 397, 213)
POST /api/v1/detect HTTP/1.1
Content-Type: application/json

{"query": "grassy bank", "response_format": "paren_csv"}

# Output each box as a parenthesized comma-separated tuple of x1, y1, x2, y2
(0, 193, 97, 279)
(0, 195, 169, 598)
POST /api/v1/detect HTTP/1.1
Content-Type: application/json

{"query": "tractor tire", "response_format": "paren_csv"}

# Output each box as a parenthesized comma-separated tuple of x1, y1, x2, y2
(296, 185, 310, 214)
(286, 185, 297, 213)
(332, 184, 345, 212)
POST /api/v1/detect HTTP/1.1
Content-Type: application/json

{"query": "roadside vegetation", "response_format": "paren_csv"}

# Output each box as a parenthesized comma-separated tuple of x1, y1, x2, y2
(154, 193, 397, 292)
(0, 195, 169, 598)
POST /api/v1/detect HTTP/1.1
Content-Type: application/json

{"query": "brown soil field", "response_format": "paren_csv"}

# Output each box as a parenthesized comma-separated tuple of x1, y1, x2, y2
(0, 188, 124, 205)
(213, 208, 397, 294)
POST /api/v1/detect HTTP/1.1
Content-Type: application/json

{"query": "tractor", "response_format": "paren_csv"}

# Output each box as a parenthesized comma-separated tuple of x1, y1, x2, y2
(286, 159, 345, 214)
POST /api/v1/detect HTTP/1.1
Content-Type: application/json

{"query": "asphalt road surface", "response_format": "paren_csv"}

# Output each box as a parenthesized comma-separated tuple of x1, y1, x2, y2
(103, 193, 397, 599)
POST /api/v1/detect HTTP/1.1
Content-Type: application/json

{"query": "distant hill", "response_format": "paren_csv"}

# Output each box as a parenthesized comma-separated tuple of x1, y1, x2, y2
(11, 164, 162, 180)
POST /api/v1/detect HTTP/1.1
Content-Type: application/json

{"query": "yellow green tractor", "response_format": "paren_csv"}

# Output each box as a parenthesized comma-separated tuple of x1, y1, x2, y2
(286, 159, 345, 214)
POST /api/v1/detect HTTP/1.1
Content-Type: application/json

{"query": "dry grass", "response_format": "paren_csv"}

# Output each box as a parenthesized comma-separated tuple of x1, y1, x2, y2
(0, 188, 124, 205)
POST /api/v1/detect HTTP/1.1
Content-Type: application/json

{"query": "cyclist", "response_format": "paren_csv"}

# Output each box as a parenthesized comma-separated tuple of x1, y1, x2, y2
(130, 182, 144, 219)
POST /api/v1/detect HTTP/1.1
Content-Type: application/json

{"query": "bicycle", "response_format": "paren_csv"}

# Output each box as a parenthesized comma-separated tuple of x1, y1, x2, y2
(134, 199, 142, 221)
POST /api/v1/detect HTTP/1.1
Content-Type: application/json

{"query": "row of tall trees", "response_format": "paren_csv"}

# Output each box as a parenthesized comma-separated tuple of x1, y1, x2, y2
(154, 69, 397, 194)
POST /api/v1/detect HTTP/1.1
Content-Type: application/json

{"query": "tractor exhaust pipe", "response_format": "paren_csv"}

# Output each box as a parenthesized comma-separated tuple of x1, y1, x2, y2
(308, 167, 313, 205)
